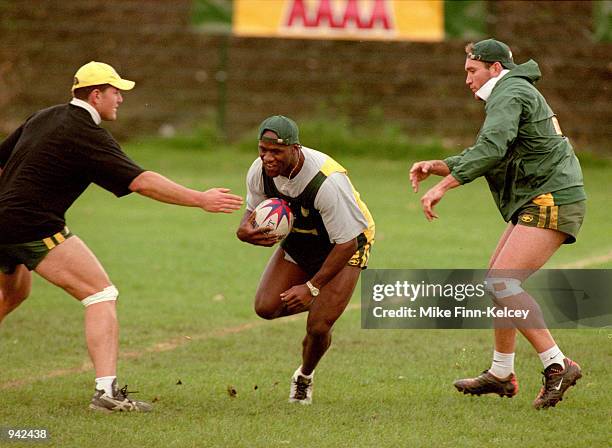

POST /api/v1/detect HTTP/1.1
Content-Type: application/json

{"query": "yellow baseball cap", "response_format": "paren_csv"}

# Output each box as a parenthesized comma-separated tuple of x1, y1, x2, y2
(72, 61, 135, 92)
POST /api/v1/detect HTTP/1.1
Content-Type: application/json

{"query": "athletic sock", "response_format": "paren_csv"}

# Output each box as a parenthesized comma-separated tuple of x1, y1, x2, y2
(489, 351, 515, 379)
(538, 345, 565, 370)
(298, 366, 314, 379)
(95, 376, 117, 396)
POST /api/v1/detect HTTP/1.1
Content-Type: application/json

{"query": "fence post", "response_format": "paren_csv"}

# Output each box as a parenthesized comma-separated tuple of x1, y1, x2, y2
(216, 34, 230, 138)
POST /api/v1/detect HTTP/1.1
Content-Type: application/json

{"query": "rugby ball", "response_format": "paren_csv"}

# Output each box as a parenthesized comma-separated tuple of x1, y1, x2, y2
(253, 198, 294, 239)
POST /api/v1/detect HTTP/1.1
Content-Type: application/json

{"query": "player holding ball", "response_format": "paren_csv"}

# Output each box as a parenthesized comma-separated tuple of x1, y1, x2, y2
(237, 115, 375, 405)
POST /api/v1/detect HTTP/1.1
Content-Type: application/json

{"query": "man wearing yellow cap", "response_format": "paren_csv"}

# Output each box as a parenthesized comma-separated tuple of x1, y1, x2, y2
(0, 61, 243, 412)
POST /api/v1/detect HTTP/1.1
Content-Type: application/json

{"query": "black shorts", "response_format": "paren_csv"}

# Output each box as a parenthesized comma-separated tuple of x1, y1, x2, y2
(282, 232, 372, 277)
(0, 227, 73, 274)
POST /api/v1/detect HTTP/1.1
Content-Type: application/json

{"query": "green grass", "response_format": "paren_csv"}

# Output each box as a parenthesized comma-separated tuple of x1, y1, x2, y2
(0, 144, 610, 447)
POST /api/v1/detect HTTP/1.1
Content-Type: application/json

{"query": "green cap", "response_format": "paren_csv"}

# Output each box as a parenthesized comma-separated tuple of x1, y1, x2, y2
(258, 115, 300, 145)
(467, 38, 516, 69)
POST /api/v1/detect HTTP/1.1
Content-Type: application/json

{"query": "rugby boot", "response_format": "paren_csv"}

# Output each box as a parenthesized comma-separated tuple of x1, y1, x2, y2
(288, 366, 314, 405)
(454, 370, 518, 398)
(89, 379, 153, 413)
(533, 358, 582, 410)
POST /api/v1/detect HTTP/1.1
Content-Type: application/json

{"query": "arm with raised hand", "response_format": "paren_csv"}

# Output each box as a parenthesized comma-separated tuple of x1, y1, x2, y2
(129, 170, 243, 213)
(409, 159, 452, 193)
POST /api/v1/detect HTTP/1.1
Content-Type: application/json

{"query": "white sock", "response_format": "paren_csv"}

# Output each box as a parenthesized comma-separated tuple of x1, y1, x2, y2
(538, 345, 565, 370)
(95, 376, 116, 396)
(489, 351, 515, 378)
(298, 366, 314, 379)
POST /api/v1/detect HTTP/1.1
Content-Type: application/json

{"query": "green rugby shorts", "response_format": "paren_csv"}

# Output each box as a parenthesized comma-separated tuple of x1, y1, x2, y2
(512, 200, 586, 244)
(0, 227, 73, 274)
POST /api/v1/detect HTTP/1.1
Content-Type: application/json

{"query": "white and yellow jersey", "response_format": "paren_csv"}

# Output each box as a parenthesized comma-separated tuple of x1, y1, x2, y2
(246, 146, 374, 245)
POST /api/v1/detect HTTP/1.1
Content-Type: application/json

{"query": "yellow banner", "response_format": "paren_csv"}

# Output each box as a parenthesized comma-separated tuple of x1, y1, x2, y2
(233, 0, 444, 42)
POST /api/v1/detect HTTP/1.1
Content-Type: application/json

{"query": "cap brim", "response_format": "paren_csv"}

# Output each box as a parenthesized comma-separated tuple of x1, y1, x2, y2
(109, 79, 135, 91)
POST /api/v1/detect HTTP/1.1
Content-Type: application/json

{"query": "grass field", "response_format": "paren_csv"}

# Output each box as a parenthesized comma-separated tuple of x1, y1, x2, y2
(1, 142, 610, 447)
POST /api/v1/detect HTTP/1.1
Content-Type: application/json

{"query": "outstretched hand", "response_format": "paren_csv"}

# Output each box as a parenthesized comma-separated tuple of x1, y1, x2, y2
(409, 161, 434, 193)
(420, 186, 445, 221)
(410, 163, 459, 221)
(200, 188, 243, 213)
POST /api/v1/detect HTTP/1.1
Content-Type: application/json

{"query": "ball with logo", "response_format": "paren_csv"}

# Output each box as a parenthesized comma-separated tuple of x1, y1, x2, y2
(253, 198, 294, 239)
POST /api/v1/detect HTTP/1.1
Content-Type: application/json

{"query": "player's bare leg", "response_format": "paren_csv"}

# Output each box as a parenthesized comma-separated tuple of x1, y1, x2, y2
(488, 223, 516, 269)
(34, 236, 117, 377)
(481, 224, 553, 383)
(490, 225, 566, 352)
(286, 265, 360, 404)
(490, 225, 582, 408)
(254, 248, 308, 320)
(0, 265, 32, 324)
(488, 223, 519, 355)
(34, 236, 151, 411)
(456, 225, 581, 408)
(302, 265, 360, 374)
(454, 223, 520, 397)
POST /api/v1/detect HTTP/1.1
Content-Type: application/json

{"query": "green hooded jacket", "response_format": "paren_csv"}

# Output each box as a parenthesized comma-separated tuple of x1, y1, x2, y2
(444, 60, 585, 222)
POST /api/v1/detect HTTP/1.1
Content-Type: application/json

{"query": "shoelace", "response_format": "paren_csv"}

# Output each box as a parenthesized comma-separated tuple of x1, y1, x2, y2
(539, 368, 563, 389)
(294, 378, 310, 399)
(117, 384, 139, 400)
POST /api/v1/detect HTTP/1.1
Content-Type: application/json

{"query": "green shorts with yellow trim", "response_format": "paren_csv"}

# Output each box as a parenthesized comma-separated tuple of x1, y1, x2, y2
(0, 227, 73, 274)
(511, 199, 585, 244)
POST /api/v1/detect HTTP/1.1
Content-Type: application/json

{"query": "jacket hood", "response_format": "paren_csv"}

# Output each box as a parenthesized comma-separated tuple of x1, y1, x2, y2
(503, 59, 542, 84)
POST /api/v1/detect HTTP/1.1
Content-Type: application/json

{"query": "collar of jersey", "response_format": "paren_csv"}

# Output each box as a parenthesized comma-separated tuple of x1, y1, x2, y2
(70, 98, 101, 125)
(476, 69, 510, 102)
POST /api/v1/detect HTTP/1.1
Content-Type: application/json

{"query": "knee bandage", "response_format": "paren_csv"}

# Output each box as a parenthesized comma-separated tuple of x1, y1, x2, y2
(81, 285, 119, 307)
(485, 277, 524, 299)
